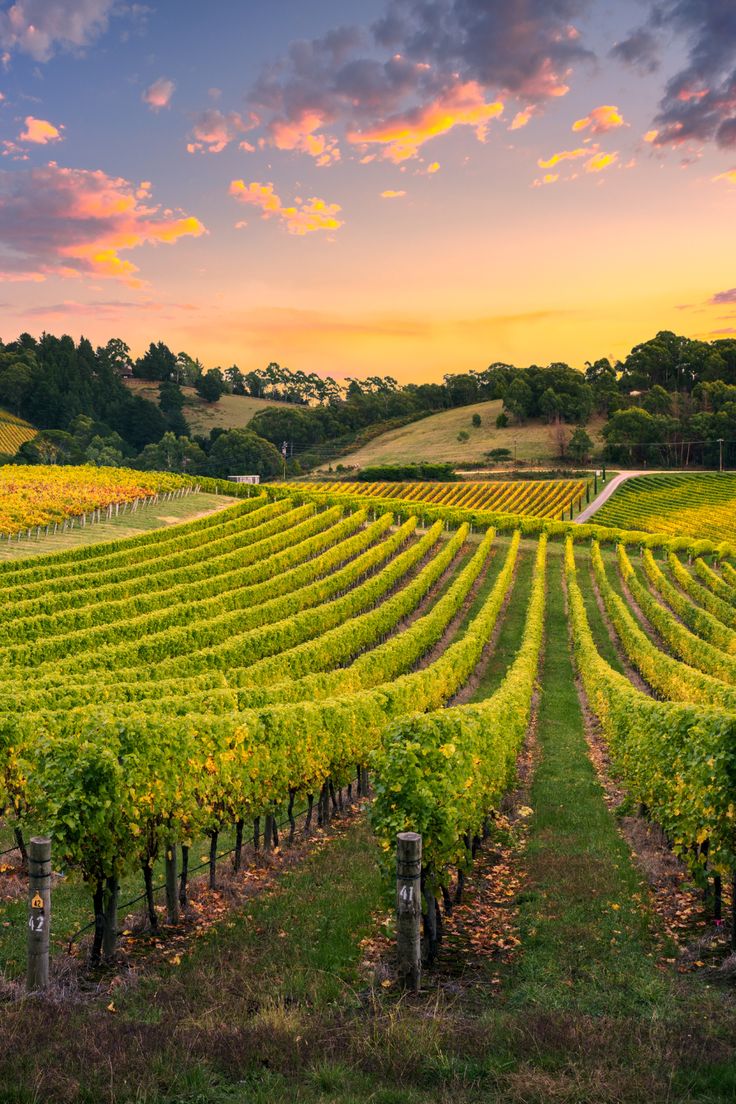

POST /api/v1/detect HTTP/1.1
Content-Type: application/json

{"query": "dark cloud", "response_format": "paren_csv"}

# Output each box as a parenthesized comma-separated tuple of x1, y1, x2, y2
(610, 27, 660, 73)
(244, 1, 595, 162)
(374, 0, 594, 100)
(615, 2, 736, 148)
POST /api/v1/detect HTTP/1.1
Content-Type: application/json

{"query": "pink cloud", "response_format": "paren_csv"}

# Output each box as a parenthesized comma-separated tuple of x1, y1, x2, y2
(19, 116, 63, 143)
(142, 78, 175, 112)
(0, 162, 206, 286)
(572, 105, 626, 134)
(347, 81, 503, 162)
(229, 180, 343, 236)
(266, 110, 340, 166)
(187, 109, 258, 154)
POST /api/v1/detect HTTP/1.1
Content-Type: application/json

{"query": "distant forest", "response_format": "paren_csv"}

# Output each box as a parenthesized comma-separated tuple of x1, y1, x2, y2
(1, 329, 736, 475)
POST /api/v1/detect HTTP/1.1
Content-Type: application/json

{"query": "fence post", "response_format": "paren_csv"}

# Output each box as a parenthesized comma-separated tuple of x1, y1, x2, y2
(165, 844, 179, 924)
(27, 836, 51, 992)
(396, 832, 422, 992)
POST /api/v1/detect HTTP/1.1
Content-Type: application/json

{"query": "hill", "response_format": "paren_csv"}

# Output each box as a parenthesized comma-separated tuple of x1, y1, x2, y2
(124, 379, 289, 436)
(321, 399, 606, 469)
(0, 408, 36, 455)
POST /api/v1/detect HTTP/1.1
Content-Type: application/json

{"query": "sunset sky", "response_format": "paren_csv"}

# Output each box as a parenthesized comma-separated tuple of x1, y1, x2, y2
(0, 0, 735, 382)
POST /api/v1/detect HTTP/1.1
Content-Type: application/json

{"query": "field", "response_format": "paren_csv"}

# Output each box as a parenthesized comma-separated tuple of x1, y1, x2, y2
(1, 469, 736, 1101)
(323, 399, 607, 469)
(124, 378, 286, 434)
(594, 472, 736, 544)
(291, 477, 592, 519)
(0, 409, 36, 455)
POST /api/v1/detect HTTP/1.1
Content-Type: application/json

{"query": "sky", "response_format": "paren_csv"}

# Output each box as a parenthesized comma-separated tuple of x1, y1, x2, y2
(0, 0, 734, 383)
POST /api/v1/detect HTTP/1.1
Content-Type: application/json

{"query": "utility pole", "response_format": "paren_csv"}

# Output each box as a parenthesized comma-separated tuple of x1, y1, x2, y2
(281, 441, 288, 480)
(718, 438, 724, 473)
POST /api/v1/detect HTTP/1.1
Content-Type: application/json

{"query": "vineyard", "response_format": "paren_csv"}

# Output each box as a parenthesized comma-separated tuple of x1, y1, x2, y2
(0, 464, 191, 537)
(0, 411, 36, 456)
(2, 469, 736, 1100)
(593, 472, 736, 544)
(289, 477, 591, 518)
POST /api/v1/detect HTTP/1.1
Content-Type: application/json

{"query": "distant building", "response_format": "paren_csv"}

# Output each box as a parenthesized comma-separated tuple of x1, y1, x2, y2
(117, 363, 134, 379)
(228, 474, 260, 484)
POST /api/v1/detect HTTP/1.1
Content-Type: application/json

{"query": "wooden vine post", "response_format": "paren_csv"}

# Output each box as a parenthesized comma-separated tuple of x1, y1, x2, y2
(396, 832, 422, 992)
(27, 837, 51, 992)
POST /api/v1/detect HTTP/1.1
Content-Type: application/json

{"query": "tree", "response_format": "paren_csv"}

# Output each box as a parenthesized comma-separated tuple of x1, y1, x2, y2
(196, 369, 227, 403)
(496, 411, 509, 428)
(134, 342, 177, 381)
(158, 381, 185, 415)
(504, 378, 532, 424)
(223, 364, 246, 394)
(485, 447, 512, 463)
(85, 435, 124, 467)
(540, 387, 563, 423)
(549, 418, 570, 459)
(0, 359, 33, 413)
(207, 429, 282, 478)
(642, 384, 672, 416)
(471, 412, 482, 427)
(174, 351, 203, 386)
(569, 426, 594, 463)
(137, 432, 206, 473)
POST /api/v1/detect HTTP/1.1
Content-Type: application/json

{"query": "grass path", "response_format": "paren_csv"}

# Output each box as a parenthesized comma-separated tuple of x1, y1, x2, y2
(510, 543, 670, 1016)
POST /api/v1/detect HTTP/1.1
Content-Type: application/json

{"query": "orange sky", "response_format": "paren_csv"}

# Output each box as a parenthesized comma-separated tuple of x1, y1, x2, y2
(0, 1, 734, 380)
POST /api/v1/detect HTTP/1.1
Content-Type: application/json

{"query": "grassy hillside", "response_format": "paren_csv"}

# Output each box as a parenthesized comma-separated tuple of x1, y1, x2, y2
(323, 399, 606, 469)
(124, 379, 288, 435)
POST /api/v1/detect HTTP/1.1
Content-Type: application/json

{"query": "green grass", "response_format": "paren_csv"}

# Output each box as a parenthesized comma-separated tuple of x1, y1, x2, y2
(326, 400, 606, 470)
(510, 542, 671, 1016)
(0, 491, 237, 561)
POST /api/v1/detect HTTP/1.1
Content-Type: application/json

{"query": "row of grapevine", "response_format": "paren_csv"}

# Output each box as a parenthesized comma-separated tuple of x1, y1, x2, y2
(289, 478, 589, 518)
(220, 479, 736, 561)
(0, 511, 521, 955)
(566, 538, 736, 878)
(594, 473, 736, 544)
(588, 542, 736, 712)
(372, 535, 546, 956)
(0, 414, 36, 456)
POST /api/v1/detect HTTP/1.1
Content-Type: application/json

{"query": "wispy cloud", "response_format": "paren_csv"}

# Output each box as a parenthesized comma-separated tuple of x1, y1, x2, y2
(538, 146, 589, 169)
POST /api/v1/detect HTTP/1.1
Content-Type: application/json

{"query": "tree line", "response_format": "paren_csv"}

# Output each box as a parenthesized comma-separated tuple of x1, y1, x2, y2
(1, 329, 736, 474)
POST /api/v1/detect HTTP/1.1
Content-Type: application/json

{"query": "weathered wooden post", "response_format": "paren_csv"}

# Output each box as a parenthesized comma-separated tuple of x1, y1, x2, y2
(165, 844, 179, 924)
(103, 875, 119, 960)
(396, 832, 422, 992)
(27, 837, 51, 992)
